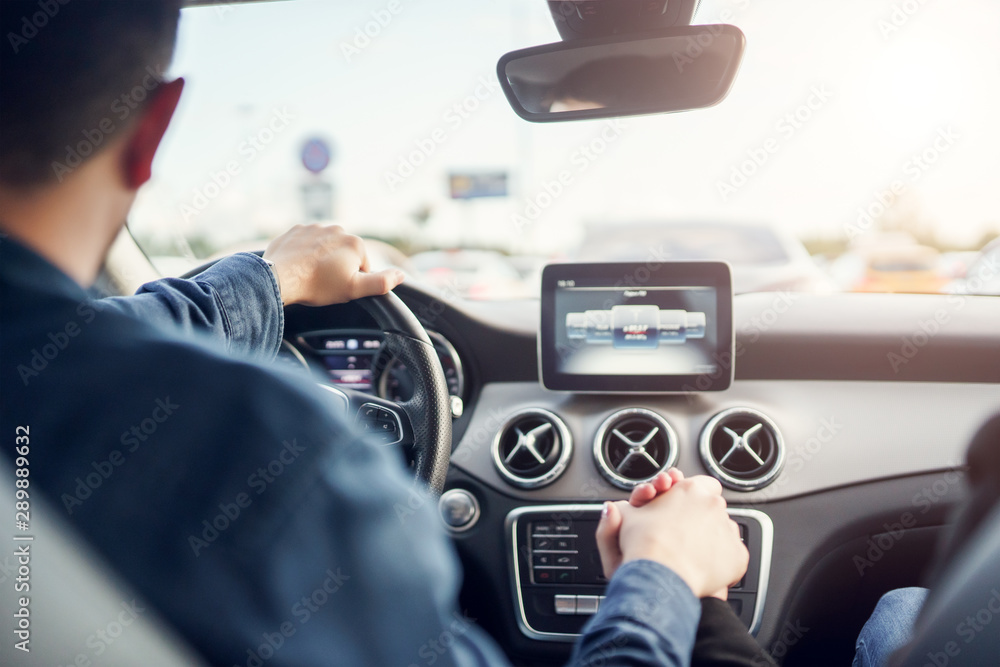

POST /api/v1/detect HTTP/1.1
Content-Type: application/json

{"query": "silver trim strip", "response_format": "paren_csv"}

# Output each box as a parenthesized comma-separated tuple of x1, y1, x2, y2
(727, 507, 774, 637)
(315, 383, 349, 416)
(279, 338, 309, 369)
(505, 504, 774, 642)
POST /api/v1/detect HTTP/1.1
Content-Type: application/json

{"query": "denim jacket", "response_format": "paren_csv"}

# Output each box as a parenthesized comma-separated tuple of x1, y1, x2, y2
(0, 235, 701, 666)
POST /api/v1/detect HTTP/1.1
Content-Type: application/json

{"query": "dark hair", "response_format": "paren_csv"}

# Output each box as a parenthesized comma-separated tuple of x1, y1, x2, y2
(0, 0, 183, 186)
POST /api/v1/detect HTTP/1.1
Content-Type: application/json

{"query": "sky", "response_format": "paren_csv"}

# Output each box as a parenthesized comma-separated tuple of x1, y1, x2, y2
(129, 0, 1000, 261)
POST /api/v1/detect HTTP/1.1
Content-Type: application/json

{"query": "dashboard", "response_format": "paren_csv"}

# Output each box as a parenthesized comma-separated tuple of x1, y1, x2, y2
(278, 328, 464, 405)
(280, 279, 1000, 667)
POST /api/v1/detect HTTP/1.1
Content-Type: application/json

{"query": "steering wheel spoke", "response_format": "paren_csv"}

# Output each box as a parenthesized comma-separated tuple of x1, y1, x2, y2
(327, 385, 415, 447)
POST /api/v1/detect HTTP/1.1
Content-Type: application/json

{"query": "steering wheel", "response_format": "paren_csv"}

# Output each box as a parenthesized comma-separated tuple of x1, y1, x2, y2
(347, 292, 452, 492)
(181, 257, 453, 493)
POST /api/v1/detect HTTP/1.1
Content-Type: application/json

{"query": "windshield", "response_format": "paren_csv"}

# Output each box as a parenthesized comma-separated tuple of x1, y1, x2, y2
(129, 0, 1000, 298)
(575, 224, 793, 264)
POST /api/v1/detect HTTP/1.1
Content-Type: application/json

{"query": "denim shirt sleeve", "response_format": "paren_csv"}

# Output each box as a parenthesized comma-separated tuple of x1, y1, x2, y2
(227, 417, 702, 667)
(564, 560, 701, 667)
(165, 367, 701, 667)
(445, 559, 701, 667)
(98, 252, 283, 362)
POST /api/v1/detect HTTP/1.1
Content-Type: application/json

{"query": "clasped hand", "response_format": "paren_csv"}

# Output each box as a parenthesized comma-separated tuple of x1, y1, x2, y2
(596, 470, 749, 600)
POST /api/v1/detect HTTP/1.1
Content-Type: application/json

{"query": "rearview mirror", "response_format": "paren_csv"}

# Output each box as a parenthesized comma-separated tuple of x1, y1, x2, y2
(497, 25, 745, 123)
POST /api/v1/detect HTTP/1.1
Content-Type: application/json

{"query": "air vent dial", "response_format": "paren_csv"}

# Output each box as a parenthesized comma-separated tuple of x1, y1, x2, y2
(700, 408, 784, 491)
(593, 409, 679, 490)
(492, 409, 573, 489)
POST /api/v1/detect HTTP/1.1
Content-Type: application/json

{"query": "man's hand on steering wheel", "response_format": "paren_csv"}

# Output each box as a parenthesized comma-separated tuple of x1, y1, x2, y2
(263, 224, 405, 306)
(257, 224, 451, 493)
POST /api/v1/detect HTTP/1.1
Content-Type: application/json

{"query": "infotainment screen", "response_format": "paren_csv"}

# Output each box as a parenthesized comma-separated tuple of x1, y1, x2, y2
(539, 262, 733, 392)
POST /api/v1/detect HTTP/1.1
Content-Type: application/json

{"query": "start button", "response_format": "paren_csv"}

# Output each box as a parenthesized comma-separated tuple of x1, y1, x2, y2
(438, 489, 480, 532)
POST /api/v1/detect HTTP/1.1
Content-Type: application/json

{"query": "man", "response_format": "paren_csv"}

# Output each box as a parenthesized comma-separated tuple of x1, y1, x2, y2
(0, 2, 750, 665)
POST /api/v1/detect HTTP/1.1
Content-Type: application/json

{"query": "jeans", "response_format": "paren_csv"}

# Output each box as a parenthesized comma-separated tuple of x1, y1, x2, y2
(853, 587, 929, 667)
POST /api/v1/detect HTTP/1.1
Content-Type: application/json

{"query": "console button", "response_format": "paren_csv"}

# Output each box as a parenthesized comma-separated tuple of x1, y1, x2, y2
(533, 537, 555, 550)
(533, 522, 557, 535)
(555, 595, 577, 615)
(534, 554, 554, 567)
(576, 596, 600, 615)
(553, 537, 575, 551)
(555, 570, 576, 584)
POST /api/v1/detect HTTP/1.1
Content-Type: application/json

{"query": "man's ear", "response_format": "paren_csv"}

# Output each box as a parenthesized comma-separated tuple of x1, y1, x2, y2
(122, 78, 185, 190)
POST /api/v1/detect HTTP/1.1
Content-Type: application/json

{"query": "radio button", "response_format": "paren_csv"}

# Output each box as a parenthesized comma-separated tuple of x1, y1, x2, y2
(532, 522, 558, 534)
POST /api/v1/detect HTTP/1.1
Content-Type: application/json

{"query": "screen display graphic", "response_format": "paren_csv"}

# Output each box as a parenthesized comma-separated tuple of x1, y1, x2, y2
(540, 262, 733, 393)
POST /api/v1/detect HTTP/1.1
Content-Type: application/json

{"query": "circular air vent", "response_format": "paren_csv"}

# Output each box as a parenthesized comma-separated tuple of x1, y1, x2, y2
(594, 409, 679, 490)
(492, 409, 572, 489)
(700, 408, 784, 491)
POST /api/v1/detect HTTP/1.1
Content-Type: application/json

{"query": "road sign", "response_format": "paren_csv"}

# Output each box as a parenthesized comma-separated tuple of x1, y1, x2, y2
(302, 138, 333, 174)
(449, 172, 509, 199)
(302, 181, 334, 220)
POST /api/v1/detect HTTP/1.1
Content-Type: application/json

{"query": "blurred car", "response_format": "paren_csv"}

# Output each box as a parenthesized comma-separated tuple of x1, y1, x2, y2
(938, 251, 981, 281)
(831, 244, 947, 294)
(947, 238, 1000, 295)
(573, 221, 832, 294)
(409, 249, 529, 300)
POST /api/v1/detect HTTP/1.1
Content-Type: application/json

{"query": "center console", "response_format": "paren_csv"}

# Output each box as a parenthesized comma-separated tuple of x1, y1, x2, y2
(505, 504, 773, 641)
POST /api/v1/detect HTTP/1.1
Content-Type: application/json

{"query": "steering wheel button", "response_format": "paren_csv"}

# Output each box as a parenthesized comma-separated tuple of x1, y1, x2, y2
(553, 537, 575, 550)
